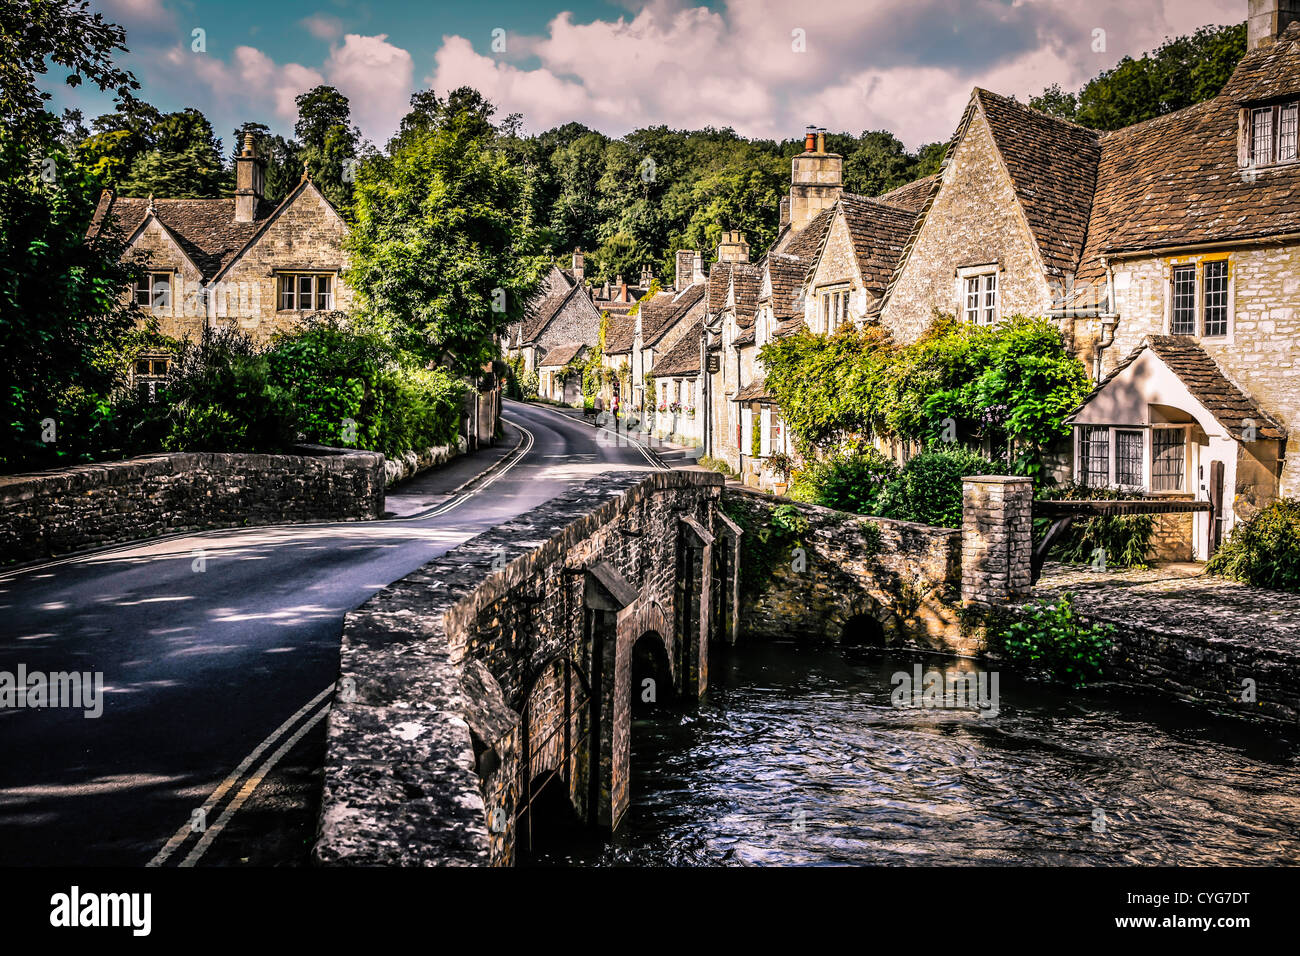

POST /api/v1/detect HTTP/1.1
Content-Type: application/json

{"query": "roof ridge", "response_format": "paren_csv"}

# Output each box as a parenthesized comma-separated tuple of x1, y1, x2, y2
(974, 86, 1102, 138)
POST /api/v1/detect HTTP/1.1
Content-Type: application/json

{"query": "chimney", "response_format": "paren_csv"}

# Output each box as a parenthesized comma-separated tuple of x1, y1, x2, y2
(789, 123, 842, 233)
(1249, 0, 1300, 49)
(692, 251, 706, 285)
(234, 131, 266, 223)
(717, 230, 749, 264)
(779, 195, 790, 230)
(572, 247, 584, 285)
(675, 249, 699, 291)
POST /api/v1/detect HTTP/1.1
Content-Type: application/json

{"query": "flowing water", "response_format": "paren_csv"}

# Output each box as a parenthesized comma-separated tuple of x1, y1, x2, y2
(528, 642, 1300, 866)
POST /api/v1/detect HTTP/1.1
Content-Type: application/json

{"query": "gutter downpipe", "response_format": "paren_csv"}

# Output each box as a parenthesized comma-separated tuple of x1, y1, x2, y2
(1095, 257, 1118, 383)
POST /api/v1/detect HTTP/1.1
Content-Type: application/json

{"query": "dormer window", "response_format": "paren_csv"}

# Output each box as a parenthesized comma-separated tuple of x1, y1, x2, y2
(1247, 101, 1299, 166)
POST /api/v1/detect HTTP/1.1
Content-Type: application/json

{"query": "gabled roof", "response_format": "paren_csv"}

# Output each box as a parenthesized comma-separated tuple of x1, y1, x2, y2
(765, 252, 809, 319)
(733, 325, 755, 346)
(774, 316, 806, 337)
(735, 376, 773, 402)
(537, 342, 586, 368)
(88, 191, 278, 281)
(728, 263, 762, 326)
(648, 320, 702, 377)
(642, 283, 706, 347)
(1071, 335, 1285, 440)
(839, 194, 920, 291)
(604, 312, 636, 354)
(1077, 35, 1300, 279)
(706, 261, 734, 312)
(876, 174, 940, 213)
(520, 281, 601, 345)
(973, 88, 1101, 276)
(1220, 20, 1300, 103)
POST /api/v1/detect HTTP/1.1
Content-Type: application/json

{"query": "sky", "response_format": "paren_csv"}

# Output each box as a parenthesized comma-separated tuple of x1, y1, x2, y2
(49, 0, 1245, 151)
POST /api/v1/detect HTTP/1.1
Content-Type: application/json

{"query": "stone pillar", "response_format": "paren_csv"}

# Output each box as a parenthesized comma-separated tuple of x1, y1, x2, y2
(677, 518, 714, 699)
(961, 475, 1033, 606)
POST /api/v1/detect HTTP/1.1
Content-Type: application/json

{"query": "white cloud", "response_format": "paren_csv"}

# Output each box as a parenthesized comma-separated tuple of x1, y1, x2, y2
(323, 34, 414, 144)
(301, 13, 345, 42)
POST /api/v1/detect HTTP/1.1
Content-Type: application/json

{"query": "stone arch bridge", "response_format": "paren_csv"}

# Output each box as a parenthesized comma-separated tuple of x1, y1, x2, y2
(315, 471, 742, 866)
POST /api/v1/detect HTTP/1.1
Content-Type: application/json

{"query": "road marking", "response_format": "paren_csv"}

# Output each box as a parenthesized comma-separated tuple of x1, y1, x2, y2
(146, 683, 334, 867)
(401, 416, 536, 521)
(179, 699, 333, 867)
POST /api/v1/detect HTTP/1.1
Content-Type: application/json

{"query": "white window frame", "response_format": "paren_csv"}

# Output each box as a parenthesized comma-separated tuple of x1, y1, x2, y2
(817, 283, 851, 334)
(956, 265, 999, 326)
(1075, 424, 1191, 494)
(1164, 256, 1234, 342)
(1248, 101, 1300, 167)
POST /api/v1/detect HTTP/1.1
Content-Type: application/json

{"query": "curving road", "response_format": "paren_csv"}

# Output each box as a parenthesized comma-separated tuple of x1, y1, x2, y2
(0, 401, 673, 866)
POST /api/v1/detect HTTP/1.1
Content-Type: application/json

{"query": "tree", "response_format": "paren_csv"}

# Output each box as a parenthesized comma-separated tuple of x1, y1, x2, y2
(294, 85, 360, 212)
(120, 108, 225, 198)
(0, 0, 138, 146)
(346, 108, 548, 375)
(1030, 23, 1247, 131)
(843, 130, 915, 197)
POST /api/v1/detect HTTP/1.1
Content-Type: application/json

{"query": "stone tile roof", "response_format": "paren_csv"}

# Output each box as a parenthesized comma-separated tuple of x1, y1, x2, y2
(537, 342, 586, 368)
(734, 376, 773, 402)
(1077, 69, 1300, 279)
(706, 261, 734, 312)
(648, 320, 702, 377)
(974, 88, 1101, 276)
(764, 253, 808, 319)
(1220, 20, 1300, 103)
(1073, 335, 1285, 440)
(840, 194, 920, 291)
(89, 192, 278, 280)
(733, 325, 755, 345)
(603, 312, 636, 354)
(876, 174, 940, 213)
(781, 206, 835, 261)
(774, 316, 806, 337)
(643, 283, 706, 347)
(729, 263, 763, 326)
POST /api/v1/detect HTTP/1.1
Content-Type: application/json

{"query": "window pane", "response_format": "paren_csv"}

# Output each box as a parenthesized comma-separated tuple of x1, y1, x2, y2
(298, 275, 314, 309)
(151, 274, 170, 310)
(1203, 260, 1229, 336)
(1280, 104, 1298, 162)
(965, 276, 980, 323)
(1115, 429, 1144, 487)
(1151, 429, 1185, 491)
(135, 359, 151, 375)
(1081, 426, 1110, 487)
(1171, 265, 1196, 334)
(982, 273, 997, 325)
(1252, 107, 1274, 165)
(317, 275, 333, 311)
(135, 281, 151, 307)
(280, 275, 294, 310)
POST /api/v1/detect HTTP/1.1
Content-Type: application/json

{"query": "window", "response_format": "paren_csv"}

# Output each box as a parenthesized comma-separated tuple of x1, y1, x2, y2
(1080, 426, 1110, 487)
(134, 357, 169, 377)
(1202, 260, 1229, 337)
(819, 286, 849, 333)
(1247, 101, 1299, 166)
(1171, 265, 1196, 334)
(134, 272, 171, 311)
(1114, 429, 1144, 488)
(278, 273, 333, 311)
(962, 271, 998, 325)
(1151, 428, 1186, 492)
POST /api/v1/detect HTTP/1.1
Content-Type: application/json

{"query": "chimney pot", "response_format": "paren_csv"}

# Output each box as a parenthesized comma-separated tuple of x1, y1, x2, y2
(816, 129, 826, 153)
(804, 126, 817, 152)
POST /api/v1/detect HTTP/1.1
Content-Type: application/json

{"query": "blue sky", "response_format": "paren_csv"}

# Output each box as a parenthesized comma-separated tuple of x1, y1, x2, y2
(51, 0, 1243, 151)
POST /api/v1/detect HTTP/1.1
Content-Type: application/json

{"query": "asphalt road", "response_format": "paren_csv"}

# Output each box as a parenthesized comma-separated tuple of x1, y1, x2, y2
(0, 400, 672, 866)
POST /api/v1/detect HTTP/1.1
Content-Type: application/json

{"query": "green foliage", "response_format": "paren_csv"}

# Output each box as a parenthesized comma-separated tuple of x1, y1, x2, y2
(697, 456, 736, 478)
(0, 136, 141, 472)
(763, 314, 1089, 474)
(790, 445, 898, 516)
(1042, 483, 1155, 570)
(1207, 498, 1300, 593)
(1029, 23, 1246, 131)
(719, 496, 806, 603)
(992, 593, 1115, 688)
(504, 354, 538, 401)
(876, 446, 998, 528)
(118, 107, 224, 198)
(346, 109, 548, 375)
(160, 329, 295, 453)
(294, 86, 361, 215)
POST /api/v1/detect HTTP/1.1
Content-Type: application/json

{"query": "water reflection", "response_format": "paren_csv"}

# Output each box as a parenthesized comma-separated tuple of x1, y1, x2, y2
(529, 642, 1300, 866)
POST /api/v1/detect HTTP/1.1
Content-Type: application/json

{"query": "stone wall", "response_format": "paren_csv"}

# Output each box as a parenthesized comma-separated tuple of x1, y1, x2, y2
(720, 487, 967, 654)
(315, 470, 732, 867)
(0, 447, 383, 564)
(961, 476, 1033, 606)
(1101, 244, 1300, 498)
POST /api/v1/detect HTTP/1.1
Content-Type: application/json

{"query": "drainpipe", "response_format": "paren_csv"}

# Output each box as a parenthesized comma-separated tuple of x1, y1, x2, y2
(1094, 257, 1119, 382)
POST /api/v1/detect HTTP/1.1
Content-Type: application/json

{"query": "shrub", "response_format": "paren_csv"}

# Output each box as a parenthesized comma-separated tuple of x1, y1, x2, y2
(1041, 483, 1154, 570)
(992, 593, 1115, 688)
(876, 446, 997, 528)
(790, 444, 898, 515)
(374, 365, 465, 456)
(160, 329, 295, 453)
(1207, 498, 1300, 592)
